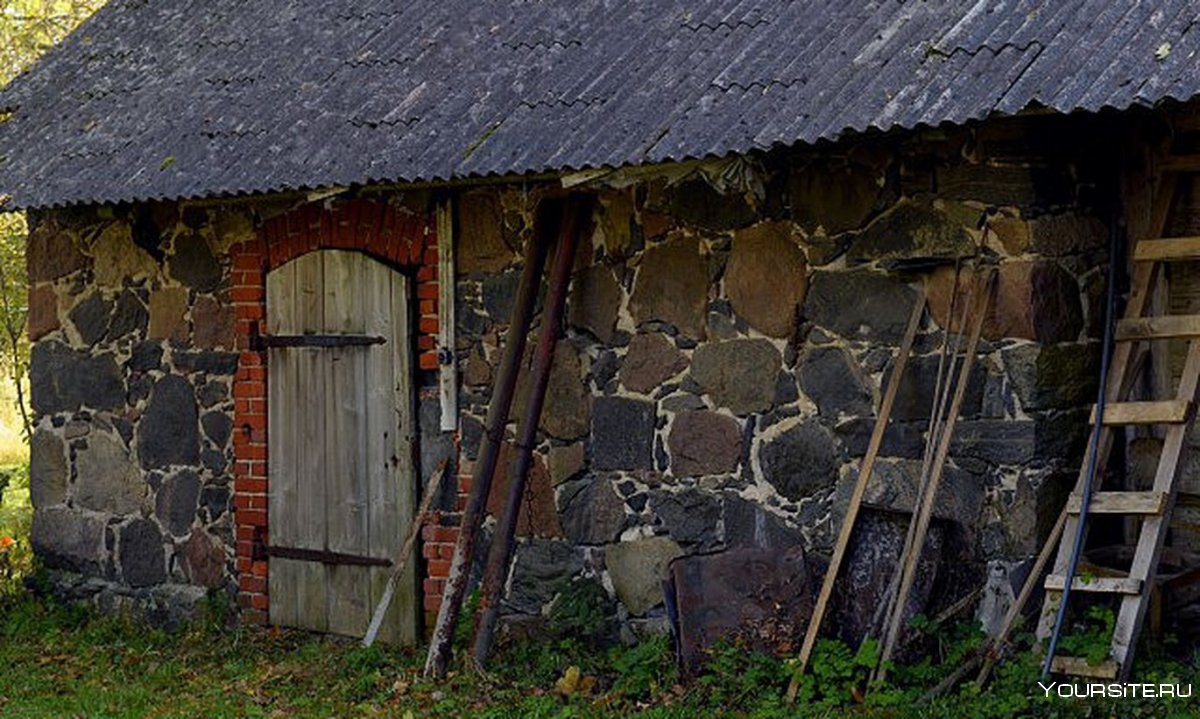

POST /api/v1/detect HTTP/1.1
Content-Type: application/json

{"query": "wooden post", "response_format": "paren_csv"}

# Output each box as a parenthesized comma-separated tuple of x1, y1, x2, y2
(785, 296, 925, 701)
(437, 197, 458, 432)
(422, 202, 558, 679)
(471, 196, 592, 667)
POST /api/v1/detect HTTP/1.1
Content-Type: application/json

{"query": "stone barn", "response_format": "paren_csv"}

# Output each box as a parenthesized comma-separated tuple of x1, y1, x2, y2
(4, 0, 1200, 652)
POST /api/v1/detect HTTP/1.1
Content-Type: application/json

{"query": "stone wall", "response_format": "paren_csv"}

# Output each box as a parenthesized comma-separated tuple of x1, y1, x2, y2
(25, 110, 1137, 635)
(444, 113, 1123, 637)
(27, 202, 253, 617)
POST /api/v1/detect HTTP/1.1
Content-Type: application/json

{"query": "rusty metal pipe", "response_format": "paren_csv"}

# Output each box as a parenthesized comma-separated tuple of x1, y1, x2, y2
(422, 200, 559, 679)
(471, 196, 591, 667)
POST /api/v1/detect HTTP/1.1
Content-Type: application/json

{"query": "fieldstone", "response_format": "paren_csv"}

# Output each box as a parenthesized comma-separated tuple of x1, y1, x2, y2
(174, 351, 239, 375)
(668, 411, 741, 476)
(547, 443, 585, 485)
(29, 429, 68, 508)
(168, 233, 222, 292)
(790, 161, 882, 236)
(192, 295, 234, 349)
(128, 341, 164, 373)
(604, 536, 682, 615)
(569, 265, 622, 343)
(92, 222, 158, 286)
(156, 469, 201, 537)
(201, 411, 232, 447)
(619, 333, 687, 394)
(197, 380, 228, 408)
(664, 178, 758, 231)
(201, 449, 227, 475)
(936, 163, 1074, 211)
(723, 494, 804, 549)
(798, 347, 873, 418)
(649, 489, 721, 549)
(662, 394, 706, 412)
(68, 293, 111, 346)
(927, 261, 1083, 342)
(28, 285, 59, 341)
(482, 268, 520, 322)
(1029, 213, 1107, 257)
(508, 540, 584, 614)
(462, 347, 492, 387)
(690, 339, 780, 415)
(951, 420, 1037, 466)
(537, 346, 591, 440)
(105, 290, 149, 342)
(119, 518, 167, 587)
(990, 216, 1031, 255)
(882, 353, 987, 422)
(138, 375, 200, 469)
(485, 446, 561, 537)
(179, 531, 227, 588)
(804, 271, 920, 343)
(725, 221, 809, 338)
(834, 417, 925, 459)
(27, 224, 89, 281)
(148, 288, 189, 342)
(597, 191, 636, 257)
(629, 235, 709, 339)
(830, 509, 943, 647)
(592, 397, 655, 470)
(1003, 342, 1099, 412)
(457, 192, 516, 274)
(848, 201, 975, 267)
(30, 341, 125, 414)
(558, 475, 629, 544)
(31, 507, 105, 573)
(201, 485, 230, 522)
(75, 431, 144, 515)
(759, 421, 841, 501)
(833, 459, 983, 528)
(640, 210, 674, 240)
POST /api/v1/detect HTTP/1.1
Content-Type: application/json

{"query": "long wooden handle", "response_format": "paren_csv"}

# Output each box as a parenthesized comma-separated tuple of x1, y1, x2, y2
(786, 295, 926, 703)
(362, 459, 448, 648)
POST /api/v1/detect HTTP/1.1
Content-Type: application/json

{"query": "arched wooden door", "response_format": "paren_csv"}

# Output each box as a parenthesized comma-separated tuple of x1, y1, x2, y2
(266, 250, 417, 644)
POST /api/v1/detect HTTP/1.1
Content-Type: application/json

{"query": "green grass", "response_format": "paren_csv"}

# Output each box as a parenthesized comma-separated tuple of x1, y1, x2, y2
(0, 592, 1196, 719)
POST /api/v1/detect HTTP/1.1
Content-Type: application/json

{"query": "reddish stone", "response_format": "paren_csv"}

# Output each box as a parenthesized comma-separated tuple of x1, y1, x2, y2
(926, 260, 1083, 343)
(27, 285, 59, 341)
(27, 223, 90, 282)
(193, 295, 235, 349)
(485, 443, 562, 538)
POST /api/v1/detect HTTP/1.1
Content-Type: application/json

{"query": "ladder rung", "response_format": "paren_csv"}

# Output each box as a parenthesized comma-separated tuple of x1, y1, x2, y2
(1045, 574, 1142, 594)
(1134, 237, 1200, 262)
(1160, 155, 1200, 173)
(1116, 315, 1200, 341)
(1050, 656, 1119, 679)
(1065, 491, 1169, 515)
(1091, 400, 1191, 426)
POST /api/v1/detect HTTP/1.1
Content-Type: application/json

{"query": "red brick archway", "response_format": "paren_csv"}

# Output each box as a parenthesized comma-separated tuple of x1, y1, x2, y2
(229, 199, 439, 623)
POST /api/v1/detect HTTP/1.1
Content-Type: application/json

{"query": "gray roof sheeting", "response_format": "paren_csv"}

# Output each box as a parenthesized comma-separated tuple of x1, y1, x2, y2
(2, 0, 1200, 209)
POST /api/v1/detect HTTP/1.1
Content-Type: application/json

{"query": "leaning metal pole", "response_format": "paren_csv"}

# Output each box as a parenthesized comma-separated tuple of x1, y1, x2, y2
(471, 196, 591, 666)
(423, 201, 559, 679)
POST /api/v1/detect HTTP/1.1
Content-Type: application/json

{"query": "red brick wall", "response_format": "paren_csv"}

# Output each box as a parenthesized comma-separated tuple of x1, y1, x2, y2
(229, 198, 442, 624)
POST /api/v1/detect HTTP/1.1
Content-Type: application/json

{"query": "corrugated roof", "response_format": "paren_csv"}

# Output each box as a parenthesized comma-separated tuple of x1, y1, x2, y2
(2, 0, 1200, 209)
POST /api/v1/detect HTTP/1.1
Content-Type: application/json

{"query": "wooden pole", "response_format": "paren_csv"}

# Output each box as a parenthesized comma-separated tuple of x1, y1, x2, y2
(785, 296, 925, 702)
(471, 196, 592, 667)
(422, 202, 558, 679)
(876, 268, 996, 682)
(362, 460, 448, 648)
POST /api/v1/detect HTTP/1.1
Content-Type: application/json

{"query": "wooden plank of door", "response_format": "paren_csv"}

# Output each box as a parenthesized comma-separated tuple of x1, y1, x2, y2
(267, 259, 299, 629)
(294, 251, 329, 632)
(323, 251, 372, 636)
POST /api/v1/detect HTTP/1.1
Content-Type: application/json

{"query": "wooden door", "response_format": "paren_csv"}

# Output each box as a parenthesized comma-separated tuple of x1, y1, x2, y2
(266, 250, 417, 644)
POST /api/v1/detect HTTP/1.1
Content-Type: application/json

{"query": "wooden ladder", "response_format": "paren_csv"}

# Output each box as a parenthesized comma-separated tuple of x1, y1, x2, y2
(1035, 169, 1200, 681)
